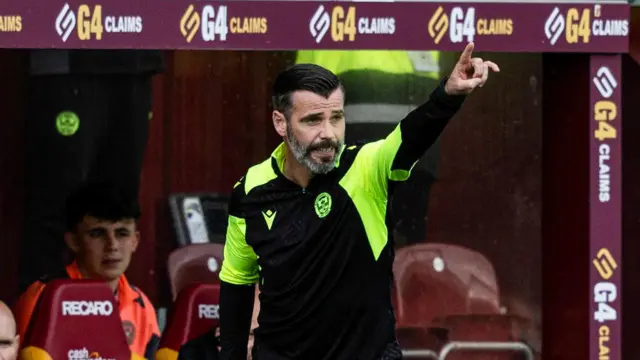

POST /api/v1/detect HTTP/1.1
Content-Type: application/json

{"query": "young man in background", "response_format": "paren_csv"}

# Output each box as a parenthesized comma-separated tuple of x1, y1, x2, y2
(14, 182, 160, 359)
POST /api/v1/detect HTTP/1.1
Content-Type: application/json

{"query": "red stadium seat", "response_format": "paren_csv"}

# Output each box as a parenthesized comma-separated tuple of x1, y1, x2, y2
(155, 283, 221, 360)
(393, 244, 501, 327)
(20, 279, 141, 360)
(167, 243, 224, 299)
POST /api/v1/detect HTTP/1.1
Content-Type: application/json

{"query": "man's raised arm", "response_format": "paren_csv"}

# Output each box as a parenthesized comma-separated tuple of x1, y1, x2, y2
(219, 179, 259, 360)
(357, 42, 499, 198)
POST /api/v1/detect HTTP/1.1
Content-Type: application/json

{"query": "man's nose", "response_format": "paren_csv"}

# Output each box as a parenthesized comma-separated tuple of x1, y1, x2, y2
(104, 233, 118, 250)
(319, 120, 335, 140)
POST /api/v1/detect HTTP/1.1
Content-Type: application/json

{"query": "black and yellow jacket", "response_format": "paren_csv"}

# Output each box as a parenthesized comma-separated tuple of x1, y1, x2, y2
(218, 79, 465, 360)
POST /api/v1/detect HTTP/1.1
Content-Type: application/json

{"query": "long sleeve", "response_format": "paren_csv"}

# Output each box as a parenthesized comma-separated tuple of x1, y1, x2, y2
(356, 77, 466, 199)
(219, 177, 259, 360)
(219, 179, 259, 286)
(218, 281, 256, 360)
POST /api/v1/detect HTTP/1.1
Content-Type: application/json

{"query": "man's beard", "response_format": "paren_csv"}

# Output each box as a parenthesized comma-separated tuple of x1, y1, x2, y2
(286, 125, 343, 175)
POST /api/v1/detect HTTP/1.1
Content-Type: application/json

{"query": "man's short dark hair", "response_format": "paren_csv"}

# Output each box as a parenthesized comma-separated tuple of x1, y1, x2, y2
(272, 63, 343, 118)
(65, 182, 141, 232)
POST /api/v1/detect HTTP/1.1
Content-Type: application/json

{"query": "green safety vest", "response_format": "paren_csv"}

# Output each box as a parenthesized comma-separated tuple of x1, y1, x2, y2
(296, 50, 440, 78)
(295, 50, 442, 108)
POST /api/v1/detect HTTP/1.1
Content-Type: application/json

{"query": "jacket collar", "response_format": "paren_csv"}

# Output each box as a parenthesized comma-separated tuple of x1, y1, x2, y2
(65, 261, 135, 304)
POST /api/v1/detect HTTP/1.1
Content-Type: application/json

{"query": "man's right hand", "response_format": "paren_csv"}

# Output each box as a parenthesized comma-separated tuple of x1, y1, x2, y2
(445, 42, 500, 95)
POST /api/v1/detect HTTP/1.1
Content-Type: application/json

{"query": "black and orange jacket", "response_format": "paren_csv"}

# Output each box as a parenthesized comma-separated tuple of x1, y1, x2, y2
(14, 262, 160, 359)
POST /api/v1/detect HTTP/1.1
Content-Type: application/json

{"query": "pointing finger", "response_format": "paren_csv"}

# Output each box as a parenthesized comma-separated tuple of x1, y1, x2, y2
(485, 61, 500, 72)
(459, 42, 475, 63)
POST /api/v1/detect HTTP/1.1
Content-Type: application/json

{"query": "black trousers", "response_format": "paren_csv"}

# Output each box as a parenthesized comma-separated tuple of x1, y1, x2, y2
(19, 74, 152, 291)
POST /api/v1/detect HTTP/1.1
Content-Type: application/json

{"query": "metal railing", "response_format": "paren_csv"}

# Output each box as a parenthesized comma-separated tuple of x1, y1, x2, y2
(402, 349, 439, 359)
(402, 341, 534, 360)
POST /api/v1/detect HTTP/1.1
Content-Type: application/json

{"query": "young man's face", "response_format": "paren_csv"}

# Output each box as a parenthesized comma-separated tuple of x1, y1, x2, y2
(65, 216, 139, 282)
(274, 88, 346, 174)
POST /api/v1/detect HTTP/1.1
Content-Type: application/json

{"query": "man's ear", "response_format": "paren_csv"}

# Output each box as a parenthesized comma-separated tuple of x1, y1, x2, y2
(64, 232, 80, 254)
(132, 231, 140, 253)
(272, 110, 287, 137)
(15, 334, 20, 347)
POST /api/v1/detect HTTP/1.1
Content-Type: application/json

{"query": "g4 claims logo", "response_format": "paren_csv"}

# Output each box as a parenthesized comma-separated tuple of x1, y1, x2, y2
(565, 8, 591, 44)
(592, 248, 618, 324)
(593, 66, 618, 100)
(544, 7, 564, 45)
(55, 3, 104, 41)
(544, 6, 591, 45)
(309, 5, 356, 44)
(77, 4, 104, 41)
(309, 5, 330, 43)
(427, 6, 475, 44)
(56, 3, 76, 42)
(593, 248, 618, 281)
(55, 3, 141, 42)
(180, 4, 229, 43)
(428, 6, 448, 44)
(592, 66, 618, 143)
(180, 5, 200, 43)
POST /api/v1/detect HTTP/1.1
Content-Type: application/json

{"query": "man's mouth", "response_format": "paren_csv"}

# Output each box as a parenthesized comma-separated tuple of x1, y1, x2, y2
(312, 147, 336, 155)
(310, 147, 337, 161)
(101, 259, 122, 266)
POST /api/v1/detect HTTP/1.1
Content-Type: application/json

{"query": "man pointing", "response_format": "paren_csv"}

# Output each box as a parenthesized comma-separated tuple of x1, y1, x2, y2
(218, 43, 499, 360)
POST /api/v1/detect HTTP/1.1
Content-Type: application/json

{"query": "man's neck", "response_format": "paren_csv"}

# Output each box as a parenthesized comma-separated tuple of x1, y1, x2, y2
(76, 263, 119, 294)
(106, 279, 119, 294)
(283, 147, 313, 188)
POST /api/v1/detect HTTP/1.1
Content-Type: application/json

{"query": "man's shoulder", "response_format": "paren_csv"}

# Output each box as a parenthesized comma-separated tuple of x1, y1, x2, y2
(16, 280, 46, 309)
(346, 139, 385, 152)
(37, 267, 72, 284)
(126, 283, 156, 314)
(339, 140, 378, 165)
(234, 156, 278, 197)
(19, 267, 71, 298)
(14, 268, 70, 328)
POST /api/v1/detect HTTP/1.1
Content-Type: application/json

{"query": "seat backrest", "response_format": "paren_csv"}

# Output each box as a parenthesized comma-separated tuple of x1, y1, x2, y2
(155, 284, 221, 360)
(20, 279, 139, 360)
(167, 243, 224, 299)
(168, 193, 230, 246)
(393, 243, 500, 327)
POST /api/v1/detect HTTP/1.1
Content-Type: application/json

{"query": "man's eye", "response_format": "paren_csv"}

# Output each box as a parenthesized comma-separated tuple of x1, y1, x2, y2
(89, 230, 104, 237)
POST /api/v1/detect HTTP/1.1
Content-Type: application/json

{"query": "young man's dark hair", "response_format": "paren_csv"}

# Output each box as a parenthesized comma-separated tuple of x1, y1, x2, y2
(271, 63, 344, 118)
(65, 181, 141, 232)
